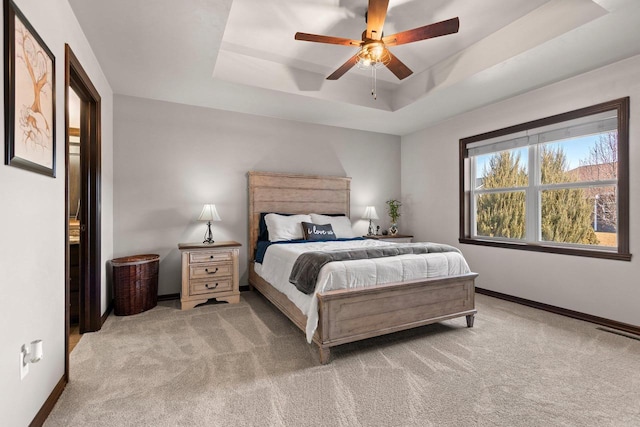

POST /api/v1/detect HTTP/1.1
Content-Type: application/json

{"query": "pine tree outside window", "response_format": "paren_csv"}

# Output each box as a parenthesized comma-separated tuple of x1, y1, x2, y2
(459, 98, 630, 261)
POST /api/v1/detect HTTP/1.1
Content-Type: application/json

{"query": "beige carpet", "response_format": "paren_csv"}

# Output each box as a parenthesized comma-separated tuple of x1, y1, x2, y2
(46, 292, 640, 427)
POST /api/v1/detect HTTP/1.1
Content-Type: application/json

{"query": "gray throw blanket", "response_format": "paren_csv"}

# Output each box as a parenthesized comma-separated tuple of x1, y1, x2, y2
(289, 243, 461, 294)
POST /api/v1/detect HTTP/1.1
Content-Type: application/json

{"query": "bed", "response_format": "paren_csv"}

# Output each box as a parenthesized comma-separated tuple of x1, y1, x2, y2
(248, 171, 477, 363)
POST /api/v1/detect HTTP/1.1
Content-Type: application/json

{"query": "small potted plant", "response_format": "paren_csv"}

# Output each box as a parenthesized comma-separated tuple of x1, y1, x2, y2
(386, 199, 401, 235)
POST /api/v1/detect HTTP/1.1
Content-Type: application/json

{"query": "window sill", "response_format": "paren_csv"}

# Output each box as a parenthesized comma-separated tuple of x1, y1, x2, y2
(458, 238, 631, 261)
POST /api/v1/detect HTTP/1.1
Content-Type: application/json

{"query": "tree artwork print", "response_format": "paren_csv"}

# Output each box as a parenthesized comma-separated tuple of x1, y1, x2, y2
(13, 14, 53, 169)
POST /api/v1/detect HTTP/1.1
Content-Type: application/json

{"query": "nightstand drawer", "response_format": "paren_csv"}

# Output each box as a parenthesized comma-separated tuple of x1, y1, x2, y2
(190, 278, 233, 296)
(384, 237, 412, 243)
(364, 234, 413, 243)
(189, 263, 232, 280)
(190, 250, 233, 264)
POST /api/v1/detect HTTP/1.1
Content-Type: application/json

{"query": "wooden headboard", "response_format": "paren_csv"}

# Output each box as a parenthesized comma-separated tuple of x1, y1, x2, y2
(247, 171, 351, 262)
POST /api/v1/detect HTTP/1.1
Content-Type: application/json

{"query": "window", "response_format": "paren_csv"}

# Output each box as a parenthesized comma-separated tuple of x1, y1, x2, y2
(459, 98, 630, 261)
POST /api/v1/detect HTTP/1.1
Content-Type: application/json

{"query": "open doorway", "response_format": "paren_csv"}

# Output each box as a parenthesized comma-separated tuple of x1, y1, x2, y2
(67, 87, 82, 351)
(64, 44, 102, 380)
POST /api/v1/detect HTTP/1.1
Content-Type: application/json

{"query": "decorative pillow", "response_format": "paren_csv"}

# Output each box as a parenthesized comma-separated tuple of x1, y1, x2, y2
(264, 213, 311, 242)
(301, 222, 337, 241)
(309, 214, 356, 238)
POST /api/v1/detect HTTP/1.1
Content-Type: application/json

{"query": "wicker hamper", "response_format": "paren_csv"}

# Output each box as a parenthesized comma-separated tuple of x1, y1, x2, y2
(111, 254, 159, 316)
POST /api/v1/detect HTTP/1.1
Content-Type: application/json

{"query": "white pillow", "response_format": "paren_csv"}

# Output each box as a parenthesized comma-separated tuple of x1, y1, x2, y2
(265, 213, 311, 242)
(309, 214, 356, 239)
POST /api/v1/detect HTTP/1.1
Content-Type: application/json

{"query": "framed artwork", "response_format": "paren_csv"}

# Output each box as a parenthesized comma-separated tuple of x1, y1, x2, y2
(4, 0, 56, 177)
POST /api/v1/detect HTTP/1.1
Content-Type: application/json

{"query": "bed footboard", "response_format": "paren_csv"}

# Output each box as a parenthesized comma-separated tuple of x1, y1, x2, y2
(251, 262, 477, 364)
(316, 273, 477, 361)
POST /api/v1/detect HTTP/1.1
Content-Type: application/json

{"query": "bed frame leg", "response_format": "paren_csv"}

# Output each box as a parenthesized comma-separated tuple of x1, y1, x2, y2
(466, 314, 475, 328)
(318, 346, 331, 364)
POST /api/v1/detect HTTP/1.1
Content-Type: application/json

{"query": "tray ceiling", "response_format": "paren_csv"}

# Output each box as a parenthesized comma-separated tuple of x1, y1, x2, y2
(69, 0, 640, 135)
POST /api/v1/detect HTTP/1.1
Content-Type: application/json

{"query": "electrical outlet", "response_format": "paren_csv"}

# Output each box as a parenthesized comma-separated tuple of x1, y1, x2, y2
(20, 345, 29, 380)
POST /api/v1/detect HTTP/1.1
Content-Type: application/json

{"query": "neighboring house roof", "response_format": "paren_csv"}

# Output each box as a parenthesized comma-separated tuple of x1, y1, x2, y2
(568, 162, 617, 182)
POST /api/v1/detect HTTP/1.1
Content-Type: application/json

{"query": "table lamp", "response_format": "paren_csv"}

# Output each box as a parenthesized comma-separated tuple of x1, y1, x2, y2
(362, 206, 379, 236)
(198, 204, 221, 244)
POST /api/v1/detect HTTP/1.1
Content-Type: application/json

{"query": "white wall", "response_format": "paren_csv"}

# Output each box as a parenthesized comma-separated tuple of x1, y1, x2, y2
(402, 54, 640, 327)
(113, 95, 401, 295)
(0, 1, 113, 425)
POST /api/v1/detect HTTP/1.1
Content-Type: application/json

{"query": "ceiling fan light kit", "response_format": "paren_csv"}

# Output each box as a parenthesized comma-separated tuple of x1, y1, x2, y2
(294, 0, 460, 100)
(355, 40, 390, 99)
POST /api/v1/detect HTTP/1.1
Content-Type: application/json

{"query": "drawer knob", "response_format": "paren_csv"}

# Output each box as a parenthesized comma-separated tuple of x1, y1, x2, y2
(205, 267, 219, 274)
(205, 283, 219, 289)
(210, 255, 214, 259)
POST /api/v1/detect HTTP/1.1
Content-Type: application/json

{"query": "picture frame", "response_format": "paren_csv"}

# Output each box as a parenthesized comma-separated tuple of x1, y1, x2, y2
(4, 0, 56, 177)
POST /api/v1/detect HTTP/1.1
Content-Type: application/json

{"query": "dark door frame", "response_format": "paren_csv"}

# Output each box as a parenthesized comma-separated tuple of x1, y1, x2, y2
(64, 44, 102, 380)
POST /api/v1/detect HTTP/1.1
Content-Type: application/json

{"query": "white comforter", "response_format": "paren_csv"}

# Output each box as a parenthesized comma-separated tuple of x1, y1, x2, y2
(254, 239, 471, 343)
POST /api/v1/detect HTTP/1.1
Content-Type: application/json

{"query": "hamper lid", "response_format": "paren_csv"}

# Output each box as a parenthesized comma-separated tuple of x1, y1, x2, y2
(111, 254, 159, 267)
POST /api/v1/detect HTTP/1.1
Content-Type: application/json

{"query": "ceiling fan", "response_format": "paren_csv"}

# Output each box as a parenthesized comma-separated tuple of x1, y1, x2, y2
(294, 0, 459, 82)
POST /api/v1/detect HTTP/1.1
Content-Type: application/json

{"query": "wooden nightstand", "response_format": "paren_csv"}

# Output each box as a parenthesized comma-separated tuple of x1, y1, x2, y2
(364, 234, 414, 243)
(178, 241, 241, 310)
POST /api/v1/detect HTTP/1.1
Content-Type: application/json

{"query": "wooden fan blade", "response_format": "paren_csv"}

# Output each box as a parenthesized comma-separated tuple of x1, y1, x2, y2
(327, 54, 360, 80)
(386, 51, 413, 80)
(366, 0, 389, 40)
(382, 17, 459, 47)
(295, 32, 362, 47)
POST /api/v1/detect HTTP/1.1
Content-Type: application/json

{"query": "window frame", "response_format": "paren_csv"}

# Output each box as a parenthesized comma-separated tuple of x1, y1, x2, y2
(459, 97, 630, 261)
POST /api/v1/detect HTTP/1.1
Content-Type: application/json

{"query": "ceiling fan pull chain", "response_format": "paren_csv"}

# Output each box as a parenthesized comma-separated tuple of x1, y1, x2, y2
(372, 66, 377, 100)
(371, 66, 374, 98)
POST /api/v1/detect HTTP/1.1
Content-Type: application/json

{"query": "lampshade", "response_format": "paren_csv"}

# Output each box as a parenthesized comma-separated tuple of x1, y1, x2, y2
(198, 204, 221, 222)
(362, 206, 379, 220)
